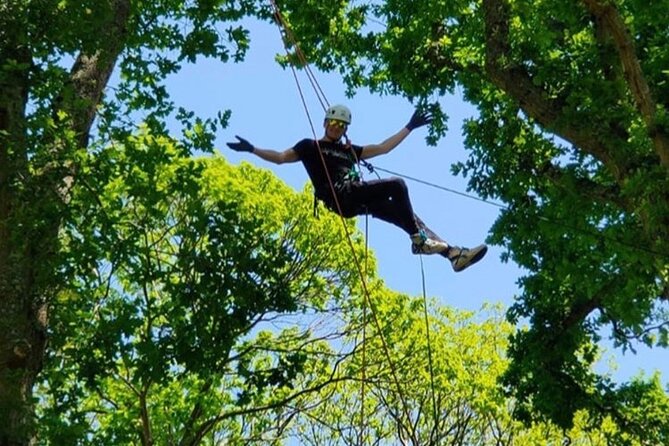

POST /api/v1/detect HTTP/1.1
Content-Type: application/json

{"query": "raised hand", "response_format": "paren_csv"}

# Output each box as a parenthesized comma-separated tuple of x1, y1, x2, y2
(226, 135, 254, 152)
(405, 109, 434, 131)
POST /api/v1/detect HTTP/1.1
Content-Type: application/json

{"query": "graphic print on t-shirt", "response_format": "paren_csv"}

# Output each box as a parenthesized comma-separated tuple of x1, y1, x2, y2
(292, 139, 363, 201)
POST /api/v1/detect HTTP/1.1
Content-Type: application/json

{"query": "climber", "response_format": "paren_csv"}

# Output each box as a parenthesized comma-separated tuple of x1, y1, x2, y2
(226, 104, 487, 272)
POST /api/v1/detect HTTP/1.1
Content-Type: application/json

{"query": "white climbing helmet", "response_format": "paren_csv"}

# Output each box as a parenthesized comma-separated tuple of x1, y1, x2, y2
(325, 104, 352, 124)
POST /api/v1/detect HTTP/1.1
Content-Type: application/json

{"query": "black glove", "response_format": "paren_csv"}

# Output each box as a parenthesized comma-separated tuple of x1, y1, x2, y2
(226, 135, 254, 152)
(405, 109, 433, 131)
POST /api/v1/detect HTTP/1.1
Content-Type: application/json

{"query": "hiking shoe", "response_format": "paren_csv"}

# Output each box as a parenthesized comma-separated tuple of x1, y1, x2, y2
(410, 231, 449, 255)
(447, 244, 488, 272)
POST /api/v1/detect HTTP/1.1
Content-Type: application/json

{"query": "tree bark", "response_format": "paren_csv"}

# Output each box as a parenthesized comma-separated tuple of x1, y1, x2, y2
(481, 0, 633, 182)
(0, 23, 42, 445)
(0, 1, 131, 443)
(581, 0, 669, 169)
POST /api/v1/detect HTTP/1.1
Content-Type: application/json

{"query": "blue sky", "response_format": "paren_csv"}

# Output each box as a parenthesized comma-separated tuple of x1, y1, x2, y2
(165, 18, 666, 386)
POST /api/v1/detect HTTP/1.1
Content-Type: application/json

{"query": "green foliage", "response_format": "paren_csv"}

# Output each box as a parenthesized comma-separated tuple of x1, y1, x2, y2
(604, 373, 669, 445)
(4, 0, 261, 163)
(291, 297, 624, 446)
(2, 1, 294, 442)
(272, 0, 669, 440)
(5, 0, 669, 443)
(36, 132, 368, 444)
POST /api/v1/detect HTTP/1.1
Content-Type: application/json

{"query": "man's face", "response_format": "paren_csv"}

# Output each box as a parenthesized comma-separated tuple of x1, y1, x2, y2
(324, 118, 348, 140)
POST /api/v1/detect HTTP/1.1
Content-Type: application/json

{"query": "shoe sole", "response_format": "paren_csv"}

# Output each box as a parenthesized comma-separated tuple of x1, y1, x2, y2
(453, 245, 488, 272)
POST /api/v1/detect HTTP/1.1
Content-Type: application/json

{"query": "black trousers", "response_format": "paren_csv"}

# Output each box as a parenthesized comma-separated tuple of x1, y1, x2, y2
(323, 177, 444, 242)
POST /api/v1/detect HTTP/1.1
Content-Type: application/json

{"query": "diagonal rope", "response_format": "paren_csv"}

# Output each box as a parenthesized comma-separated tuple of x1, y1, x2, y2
(370, 164, 506, 209)
(269, 4, 329, 112)
(369, 163, 669, 259)
(267, 1, 419, 443)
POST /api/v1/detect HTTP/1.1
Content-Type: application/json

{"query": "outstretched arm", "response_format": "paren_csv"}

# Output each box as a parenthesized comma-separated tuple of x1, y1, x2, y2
(226, 135, 299, 164)
(360, 110, 433, 160)
(360, 127, 411, 160)
(252, 146, 299, 164)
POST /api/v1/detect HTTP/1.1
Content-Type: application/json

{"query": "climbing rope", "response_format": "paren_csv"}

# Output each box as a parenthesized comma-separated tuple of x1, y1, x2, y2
(419, 255, 439, 442)
(368, 163, 669, 260)
(267, 1, 420, 443)
(360, 213, 369, 445)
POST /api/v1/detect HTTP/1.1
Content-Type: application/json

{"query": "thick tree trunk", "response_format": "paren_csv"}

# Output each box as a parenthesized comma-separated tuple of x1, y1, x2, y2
(0, 27, 46, 443)
(0, 1, 131, 443)
(0, 178, 60, 445)
(0, 276, 50, 446)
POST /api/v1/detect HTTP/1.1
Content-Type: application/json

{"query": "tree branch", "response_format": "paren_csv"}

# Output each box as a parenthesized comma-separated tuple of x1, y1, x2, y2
(189, 375, 359, 446)
(481, 0, 629, 181)
(59, 0, 131, 149)
(177, 380, 213, 446)
(139, 383, 154, 446)
(539, 162, 626, 208)
(581, 0, 669, 169)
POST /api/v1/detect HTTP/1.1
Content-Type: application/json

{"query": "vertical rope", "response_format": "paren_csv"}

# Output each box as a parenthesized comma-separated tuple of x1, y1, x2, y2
(359, 213, 369, 446)
(419, 255, 439, 442)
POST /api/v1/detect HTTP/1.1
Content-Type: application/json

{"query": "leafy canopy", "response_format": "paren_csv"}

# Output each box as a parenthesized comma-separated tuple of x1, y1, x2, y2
(39, 131, 369, 444)
(270, 0, 669, 437)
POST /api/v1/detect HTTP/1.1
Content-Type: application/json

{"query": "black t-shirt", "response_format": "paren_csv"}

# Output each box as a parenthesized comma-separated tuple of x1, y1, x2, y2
(292, 138, 363, 200)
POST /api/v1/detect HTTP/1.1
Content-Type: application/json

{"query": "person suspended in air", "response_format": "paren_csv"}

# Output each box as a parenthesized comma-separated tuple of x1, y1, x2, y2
(226, 105, 487, 272)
